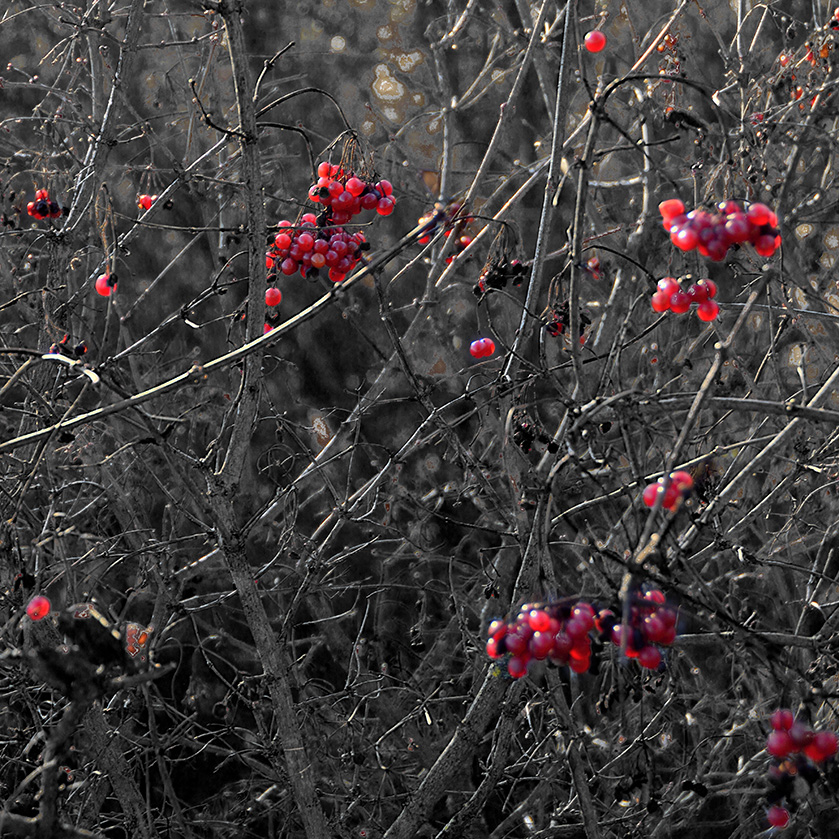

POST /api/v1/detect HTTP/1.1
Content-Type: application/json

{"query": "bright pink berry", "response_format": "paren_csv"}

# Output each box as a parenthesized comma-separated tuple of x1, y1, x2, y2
(767, 805, 789, 829)
(95, 273, 115, 296)
(26, 595, 51, 621)
(584, 30, 606, 53)
(265, 287, 282, 307)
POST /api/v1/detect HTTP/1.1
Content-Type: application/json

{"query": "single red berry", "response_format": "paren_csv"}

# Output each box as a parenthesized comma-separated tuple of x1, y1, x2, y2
(651, 290, 671, 312)
(569, 655, 590, 674)
(138, 194, 153, 210)
(805, 730, 838, 762)
(265, 287, 282, 307)
(642, 482, 661, 508)
(528, 609, 551, 632)
(470, 338, 495, 358)
(658, 198, 686, 219)
(770, 709, 795, 731)
(529, 631, 555, 659)
(507, 656, 528, 679)
(695, 278, 717, 299)
(95, 273, 115, 296)
(317, 161, 332, 178)
(486, 637, 503, 659)
(638, 645, 662, 670)
(779, 53, 790, 67)
(696, 300, 720, 322)
(672, 226, 699, 251)
(670, 291, 691, 314)
(584, 30, 606, 53)
(26, 595, 51, 621)
(35, 188, 48, 201)
(657, 277, 680, 297)
(767, 805, 790, 829)
(754, 234, 779, 257)
(376, 197, 395, 216)
(766, 729, 794, 758)
(747, 202, 773, 226)
(487, 619, 507, 639)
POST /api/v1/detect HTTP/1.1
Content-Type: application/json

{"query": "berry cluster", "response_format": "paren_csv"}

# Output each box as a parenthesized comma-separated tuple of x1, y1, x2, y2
(474, 257, 528, 295)
(486, 600, 599, 678)
(659, 198, 781, 260)
(651, 276, 719, 322)
(266, 214, 368, 284)
(485, 586, 677, 679)
(95, 271, 117, 297)
(26, 595, 51, 621)
(642, 470, 695, 511)
(445, 233, 473, 264)
(597, 587, 678, 669)
(48, 334, 87, 358)
(765, 710, 838, 830)
(545, 301, 592, 339)
(469, 337, 496, 358)
(307, 161, 394, 223)
(27, 188, 62, 220)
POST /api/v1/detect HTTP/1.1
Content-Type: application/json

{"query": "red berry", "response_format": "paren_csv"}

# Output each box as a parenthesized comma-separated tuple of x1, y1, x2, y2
(584, 30, 606, 53)
(695, 278, 717, 299)
(26, 595, 51, 621)
(345, 176, 365, 197)
(138, 194, 153, 210)
(488, 619, 507, 639)
(297, 232, 315, 252)
(642, 482, 661, 507)
(528, 609, 551, 632)
(280, 258, 298, 276)
(766, 729, 794, 758)
(470, 338, 495, 358)
(529, 631, 555, 659)
(651, 290, 671, 312)
(486, 637, 503, 659)
(507, 656, 528, 678)
(670, 471, 694, 493)
(317, 161, 332, 178)
(658, 198, 686, 219)
(747, 202, 773, 226)
(696, 300, 720, 322)
(724, 213, 751, 243)
(35, 188, 48, 201)
(805, 730, 838, 761)
(657, 277, 680, 297)
(670, 291, 691, 314)
(569, 655, 590, 673)
(770, 709, 795, 731)
(767, 805, 789, 829)
(376, 197, 395, 216)
(638, 645, 662, 670)
(95, 273, 115, 296)
(754, 234, 779, 257)
(672, 226, 699, 251)
(265, 287, 282, 307)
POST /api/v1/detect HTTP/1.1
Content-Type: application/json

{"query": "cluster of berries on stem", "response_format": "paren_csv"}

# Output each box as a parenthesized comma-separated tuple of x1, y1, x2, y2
(659, 198, 781, 261)
(27, 188, 62, 220)
(308, 161, 394, 222)
(642, 469, 695, 512)
(651, 276, 719, 322)
(764, 709, 838, 829)
(473, 257, 527, 295)
(485, 586, 677, 679)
